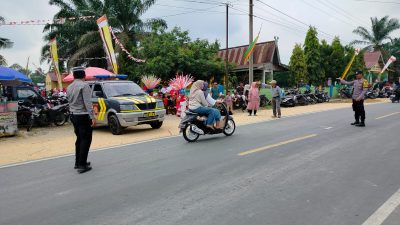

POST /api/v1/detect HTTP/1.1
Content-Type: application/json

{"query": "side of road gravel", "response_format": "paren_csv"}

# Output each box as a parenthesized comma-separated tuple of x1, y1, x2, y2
(0, 99, 388, 166)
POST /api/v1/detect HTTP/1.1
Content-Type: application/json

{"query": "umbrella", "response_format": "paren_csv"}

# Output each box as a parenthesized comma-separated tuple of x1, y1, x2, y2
(63, 67, 113, 82)
(0, 66, 32, 85)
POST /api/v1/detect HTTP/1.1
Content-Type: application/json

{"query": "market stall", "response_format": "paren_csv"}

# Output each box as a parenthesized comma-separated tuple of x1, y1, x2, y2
(0, 66, 32, 137)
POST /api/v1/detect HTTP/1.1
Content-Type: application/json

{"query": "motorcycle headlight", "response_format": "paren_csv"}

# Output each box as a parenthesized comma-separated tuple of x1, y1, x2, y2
(294, 96, 297, 100)
(120, 104, 135, 111)
(156, 101, 164, 109)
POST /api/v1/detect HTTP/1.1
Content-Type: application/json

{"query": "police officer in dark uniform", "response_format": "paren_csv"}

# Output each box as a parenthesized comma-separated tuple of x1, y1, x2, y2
(67, 67, 95, 173)
(338, 71, 369, 127)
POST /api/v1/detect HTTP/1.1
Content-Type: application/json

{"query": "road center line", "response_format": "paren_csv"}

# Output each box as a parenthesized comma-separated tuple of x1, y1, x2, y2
(361, 188, 400, 225)
(238, 134, 318, 156)
(375, 112, 400, 120)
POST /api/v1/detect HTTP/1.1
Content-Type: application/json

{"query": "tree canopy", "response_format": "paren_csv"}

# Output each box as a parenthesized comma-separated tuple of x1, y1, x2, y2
(289, 43, 308, 87)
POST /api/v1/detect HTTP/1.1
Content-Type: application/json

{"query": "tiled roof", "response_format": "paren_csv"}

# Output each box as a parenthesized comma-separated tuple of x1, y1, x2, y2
(217, 41, 279, 69)
(364, 51, 383, 69)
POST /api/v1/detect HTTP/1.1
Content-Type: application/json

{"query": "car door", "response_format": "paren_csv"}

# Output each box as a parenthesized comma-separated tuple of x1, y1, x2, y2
(91, 84, 107, 125)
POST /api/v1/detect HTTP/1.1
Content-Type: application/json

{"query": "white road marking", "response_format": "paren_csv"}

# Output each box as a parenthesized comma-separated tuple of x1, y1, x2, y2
(362, 188, 400, 225)
(375, 112, 400, 120)
(324, 127, 333, 130)
(0, 135, 180, 169)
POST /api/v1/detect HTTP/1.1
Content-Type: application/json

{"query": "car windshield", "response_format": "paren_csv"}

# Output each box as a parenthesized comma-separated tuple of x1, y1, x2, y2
(103, 82, 146, 97)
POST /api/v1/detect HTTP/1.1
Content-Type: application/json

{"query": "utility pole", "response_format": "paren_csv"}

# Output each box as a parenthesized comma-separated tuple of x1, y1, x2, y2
(249, 0, 254, 84)
(224, 2, 229, 90)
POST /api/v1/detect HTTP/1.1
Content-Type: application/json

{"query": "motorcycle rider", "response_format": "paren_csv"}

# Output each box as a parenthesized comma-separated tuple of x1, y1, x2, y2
(188, 80, 222, 130)
(338, 71, 369, 127)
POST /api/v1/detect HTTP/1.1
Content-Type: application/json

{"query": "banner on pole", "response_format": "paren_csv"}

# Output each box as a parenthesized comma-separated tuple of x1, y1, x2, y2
(97, 15, 118, 74)
(49, 38, 62, 90)
(244, 26, 262, 62)
(380, 56, 396, 74)
(340, 49, 360, 80)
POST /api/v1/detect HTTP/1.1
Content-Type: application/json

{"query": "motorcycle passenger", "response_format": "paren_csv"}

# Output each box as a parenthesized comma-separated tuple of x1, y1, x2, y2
(188, 80, 222, 130)
(203, 82, 224, 118)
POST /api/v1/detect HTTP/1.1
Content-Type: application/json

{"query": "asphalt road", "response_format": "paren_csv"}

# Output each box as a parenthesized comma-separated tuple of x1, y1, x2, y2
(1, 102, 400, 225)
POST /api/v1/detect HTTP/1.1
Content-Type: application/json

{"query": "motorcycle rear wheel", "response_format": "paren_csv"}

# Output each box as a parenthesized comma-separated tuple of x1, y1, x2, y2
(54, 113, 66, 126)
(183, 124, 200, 142)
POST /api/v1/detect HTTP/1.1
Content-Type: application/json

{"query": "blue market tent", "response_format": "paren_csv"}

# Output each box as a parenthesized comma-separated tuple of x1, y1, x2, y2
(0, 66, 32, 84)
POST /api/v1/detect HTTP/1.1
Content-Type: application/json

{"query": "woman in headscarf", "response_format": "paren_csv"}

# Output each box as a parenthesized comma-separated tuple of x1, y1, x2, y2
(246, 82, 260, 116)
(188, 80, 222, 129)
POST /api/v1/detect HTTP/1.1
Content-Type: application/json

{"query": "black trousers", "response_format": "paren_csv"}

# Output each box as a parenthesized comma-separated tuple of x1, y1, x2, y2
(352, 99, 365, 123)
(71, 114, 93, 167)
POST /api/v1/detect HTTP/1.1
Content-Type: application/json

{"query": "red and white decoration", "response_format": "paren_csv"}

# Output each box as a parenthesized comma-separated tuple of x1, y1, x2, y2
(109, 26, 145, 63)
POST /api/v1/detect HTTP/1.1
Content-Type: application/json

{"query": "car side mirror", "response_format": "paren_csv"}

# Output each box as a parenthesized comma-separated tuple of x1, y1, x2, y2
(94, 91, 104, 98)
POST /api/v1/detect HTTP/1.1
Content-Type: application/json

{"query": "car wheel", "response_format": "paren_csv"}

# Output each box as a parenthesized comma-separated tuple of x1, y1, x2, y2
(150, 121, 163, 129)
(109, 114, 123, 135)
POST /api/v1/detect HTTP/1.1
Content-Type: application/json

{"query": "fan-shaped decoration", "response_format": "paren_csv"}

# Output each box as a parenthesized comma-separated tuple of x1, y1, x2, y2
(141, 75, 161, 90)
(169, 73, 194, 91)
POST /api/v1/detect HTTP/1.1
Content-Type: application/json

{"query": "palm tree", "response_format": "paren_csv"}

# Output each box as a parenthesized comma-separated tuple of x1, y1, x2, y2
(0, 16, 14, 66)
(41, 0, 166, 68)
(352, 16, 400, 52)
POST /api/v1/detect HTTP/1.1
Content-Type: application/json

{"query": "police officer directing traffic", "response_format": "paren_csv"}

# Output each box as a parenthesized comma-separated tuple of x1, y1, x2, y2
(67, 67, 95, 173)
(338, 71, 369, 127)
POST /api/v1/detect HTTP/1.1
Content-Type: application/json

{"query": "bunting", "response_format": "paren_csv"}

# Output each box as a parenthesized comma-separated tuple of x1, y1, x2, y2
(109, 26, 146, 63)
(0, 16, 96, 26)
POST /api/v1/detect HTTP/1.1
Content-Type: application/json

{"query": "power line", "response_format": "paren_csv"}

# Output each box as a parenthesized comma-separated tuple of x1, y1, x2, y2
(324, 0, 370, 27)
(159, 6, 222, 17)
(229, 6, 307, 38)
(300, 0, 357, 32)
(255, 0, 341, 41)
(307, 0, 367, 28)
(166, 0, 225, 6)
(158, 5, 246, 18)
(352, 0, 400, 4)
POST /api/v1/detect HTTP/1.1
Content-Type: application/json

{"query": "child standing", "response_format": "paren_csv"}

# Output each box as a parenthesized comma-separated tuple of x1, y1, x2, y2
(224, 90, 233, 114)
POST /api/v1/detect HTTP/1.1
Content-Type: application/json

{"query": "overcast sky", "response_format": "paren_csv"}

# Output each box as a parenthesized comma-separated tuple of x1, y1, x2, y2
(1, 0, 399, 71)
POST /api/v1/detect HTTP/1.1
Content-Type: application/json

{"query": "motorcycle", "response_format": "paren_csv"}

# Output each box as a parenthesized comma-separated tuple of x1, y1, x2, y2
(390, 88, 400, 103)
(17, 95, 69, 129)
(340, 86, 352, 99)
(281, 89, 297, 107)
(314, 91, 328, 103)
(259, 94, 270, 107)
(47, 95, 68, 107)
(179, 103, 236, 142)
(377, 86, 393, 98)
(364, 89, 377, 99)
(233, 94, 246, 110)
(17, 103, 34, 131)
(304, 90, 319, 104)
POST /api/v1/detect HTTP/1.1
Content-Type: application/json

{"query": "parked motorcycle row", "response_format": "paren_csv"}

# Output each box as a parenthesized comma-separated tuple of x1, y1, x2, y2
(281, 88, 330, 107)
(340, 85, 400, 103)
(17, 95, 69, 131)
